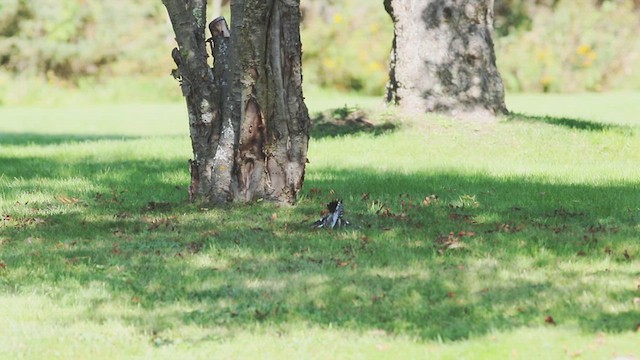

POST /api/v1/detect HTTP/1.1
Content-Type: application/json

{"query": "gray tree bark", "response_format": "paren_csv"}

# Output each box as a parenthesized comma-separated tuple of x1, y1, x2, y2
(385, 0, 508, 117)
(162, 0, 310, 204)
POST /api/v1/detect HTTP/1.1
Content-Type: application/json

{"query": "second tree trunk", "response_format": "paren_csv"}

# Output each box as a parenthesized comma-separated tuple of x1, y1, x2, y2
(385, 0, 508, 116)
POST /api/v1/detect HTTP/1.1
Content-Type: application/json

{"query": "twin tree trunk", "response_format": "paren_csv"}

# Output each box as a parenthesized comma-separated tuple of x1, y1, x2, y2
(385, 0, 508, 116)
(162, 0, 310, 204)
(163, 0, 507, 204)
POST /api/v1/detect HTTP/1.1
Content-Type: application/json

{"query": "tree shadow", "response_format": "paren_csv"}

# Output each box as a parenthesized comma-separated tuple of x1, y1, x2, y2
(2, 151, 639, 343)
(507, 113, 635, 133)
(0, 133, 141, 146)
(310, 106, 397, 139)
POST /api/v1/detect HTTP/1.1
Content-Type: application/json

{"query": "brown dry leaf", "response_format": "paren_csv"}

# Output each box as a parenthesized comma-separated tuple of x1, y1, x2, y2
(568, 350, 583, 358)
(422, 194, 438, 206)
(200, 230, 220, 237)
(115, 212, 131, 220)
(435, 234, 451, 244)
(56, 196, 79, 204)
(435, 232, 467, 251)
(545, 315, 556, 325)
(0, 262, 6, 270)
(446, 241, 468, 250)
(336, 260, 350, 268)
(187, 242, 202, 254)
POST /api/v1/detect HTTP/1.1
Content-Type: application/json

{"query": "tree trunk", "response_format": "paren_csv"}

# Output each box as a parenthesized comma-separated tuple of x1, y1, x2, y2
(385, 0, 508, 117)
(163, 0, 309, 204)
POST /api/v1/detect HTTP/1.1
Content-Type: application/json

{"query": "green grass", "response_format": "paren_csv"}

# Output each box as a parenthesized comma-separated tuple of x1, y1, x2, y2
(1, 92, 640, 359)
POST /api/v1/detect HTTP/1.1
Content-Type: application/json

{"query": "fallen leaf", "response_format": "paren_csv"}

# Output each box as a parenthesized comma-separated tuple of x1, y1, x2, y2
(200, 230, 220, 237)
(115, 212, 131, 220)
(545, 315, 556, 325)
(143, 201, 171, 212)
(568, 349, 583, 358)
(55, 196, 72, 204)
(187, 242, 202, 254)
(0, 262, 6, 269)
(446, 241, 468, 250)
(422, 194, 438, 206)
(270, 213, 278, 221)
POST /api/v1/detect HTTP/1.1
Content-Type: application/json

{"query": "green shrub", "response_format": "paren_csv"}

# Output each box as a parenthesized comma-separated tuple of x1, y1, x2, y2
(301, 2, 393, 96)
(1, 0, 639, 105)
(0, 0, 172, 82)
(495, 0, 640, 92)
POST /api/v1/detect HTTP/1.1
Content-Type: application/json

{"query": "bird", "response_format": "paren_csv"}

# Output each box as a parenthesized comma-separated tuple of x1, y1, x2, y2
(312, 200, 350, 229)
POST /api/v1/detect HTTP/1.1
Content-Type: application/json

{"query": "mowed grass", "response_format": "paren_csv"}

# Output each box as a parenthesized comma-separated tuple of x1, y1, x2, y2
(1, 92, 640, 359)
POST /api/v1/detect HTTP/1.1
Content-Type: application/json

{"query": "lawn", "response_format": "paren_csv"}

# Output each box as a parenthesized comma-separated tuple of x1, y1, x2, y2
(1, 91, 639, 359)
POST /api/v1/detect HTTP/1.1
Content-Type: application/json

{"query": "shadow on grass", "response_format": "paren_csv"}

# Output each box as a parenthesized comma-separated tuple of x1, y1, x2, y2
(310, 106, 397, 138)
(507, 112, 634, 133)
(0, 132, 141, 146)
(2, 142, 640, 342)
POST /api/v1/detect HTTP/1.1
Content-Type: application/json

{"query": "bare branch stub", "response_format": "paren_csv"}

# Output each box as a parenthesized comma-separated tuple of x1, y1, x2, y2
(209, 16, 230, 38)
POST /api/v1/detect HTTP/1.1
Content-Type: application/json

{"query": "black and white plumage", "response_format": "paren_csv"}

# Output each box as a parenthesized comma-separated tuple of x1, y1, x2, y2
(312, 200, 350, 229)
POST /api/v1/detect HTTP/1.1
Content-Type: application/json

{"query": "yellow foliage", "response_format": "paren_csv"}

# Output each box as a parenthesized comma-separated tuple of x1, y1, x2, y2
(539, 74, 554, 86)
(367, 62, 383, 73)
(576, 44, 591, 55)
(322, 58, 337, 69)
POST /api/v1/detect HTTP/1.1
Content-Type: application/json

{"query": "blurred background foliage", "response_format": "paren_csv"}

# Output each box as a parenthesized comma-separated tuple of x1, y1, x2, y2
(0, 0, 638, 105)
